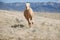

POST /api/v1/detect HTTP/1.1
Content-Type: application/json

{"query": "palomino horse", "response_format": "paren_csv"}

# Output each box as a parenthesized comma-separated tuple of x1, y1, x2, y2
(24, 3, 34, 27)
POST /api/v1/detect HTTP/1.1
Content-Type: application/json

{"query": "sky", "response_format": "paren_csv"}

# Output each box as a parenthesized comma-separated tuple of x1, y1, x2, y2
(0, 0, 60, 3)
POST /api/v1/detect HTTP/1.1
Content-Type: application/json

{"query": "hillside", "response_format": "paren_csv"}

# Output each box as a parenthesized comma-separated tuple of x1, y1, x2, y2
(0, 2, 60, 12)
(0, 10, 60, 40)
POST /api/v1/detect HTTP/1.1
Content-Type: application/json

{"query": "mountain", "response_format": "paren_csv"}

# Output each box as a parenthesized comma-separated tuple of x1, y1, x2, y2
(0, 2, 60, 12)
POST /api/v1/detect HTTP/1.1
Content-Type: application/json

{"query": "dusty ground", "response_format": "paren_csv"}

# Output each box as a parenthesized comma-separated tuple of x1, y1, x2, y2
(0, 10, 60, 40)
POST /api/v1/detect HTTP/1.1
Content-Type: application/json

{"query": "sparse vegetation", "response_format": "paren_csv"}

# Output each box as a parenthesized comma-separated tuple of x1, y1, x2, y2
(0, 10, 60, 40)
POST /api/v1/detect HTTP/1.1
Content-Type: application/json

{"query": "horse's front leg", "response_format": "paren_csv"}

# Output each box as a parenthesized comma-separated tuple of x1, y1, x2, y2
(27, 19, 31, 27)
(30, 17, 34, 24)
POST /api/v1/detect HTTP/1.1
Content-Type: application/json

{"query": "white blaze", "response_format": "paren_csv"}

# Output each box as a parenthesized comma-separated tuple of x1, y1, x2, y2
(26, 3, 30, 9)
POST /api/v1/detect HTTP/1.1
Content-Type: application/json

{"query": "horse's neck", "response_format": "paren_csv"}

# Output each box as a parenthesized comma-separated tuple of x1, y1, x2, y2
(25, 7, 33, 13)
(26, 8, 32, 11)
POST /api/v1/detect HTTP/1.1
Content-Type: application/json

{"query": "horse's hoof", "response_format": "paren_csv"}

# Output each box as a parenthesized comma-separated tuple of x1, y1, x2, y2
(32, 22, 33, 24)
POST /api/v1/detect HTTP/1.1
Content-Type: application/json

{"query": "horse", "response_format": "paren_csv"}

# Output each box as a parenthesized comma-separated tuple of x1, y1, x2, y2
(24, 3, 34, 27)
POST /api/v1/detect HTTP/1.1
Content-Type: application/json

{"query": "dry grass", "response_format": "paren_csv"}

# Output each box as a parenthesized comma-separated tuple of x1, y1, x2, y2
(0, 10, 60, 40)
(35, 12, 60, 20)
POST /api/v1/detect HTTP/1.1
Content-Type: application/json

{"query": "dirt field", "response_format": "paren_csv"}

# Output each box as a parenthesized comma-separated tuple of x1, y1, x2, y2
(0, 10, 60, 40)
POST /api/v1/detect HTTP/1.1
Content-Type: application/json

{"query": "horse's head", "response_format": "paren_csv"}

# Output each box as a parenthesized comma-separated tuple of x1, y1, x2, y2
(26, 3, 30, 10)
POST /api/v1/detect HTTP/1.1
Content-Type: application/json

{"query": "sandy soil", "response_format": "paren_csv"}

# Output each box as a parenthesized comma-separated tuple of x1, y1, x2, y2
(0, 10, 60, 40)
